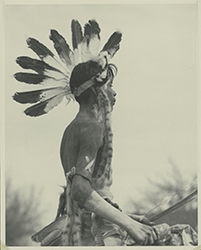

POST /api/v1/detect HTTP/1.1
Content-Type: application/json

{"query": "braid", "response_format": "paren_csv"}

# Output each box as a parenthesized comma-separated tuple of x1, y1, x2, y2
(95, 86, 113, 182)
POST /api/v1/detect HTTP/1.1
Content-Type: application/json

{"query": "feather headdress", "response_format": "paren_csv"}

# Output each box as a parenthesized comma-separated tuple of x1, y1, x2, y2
(13, 19, 122, 117)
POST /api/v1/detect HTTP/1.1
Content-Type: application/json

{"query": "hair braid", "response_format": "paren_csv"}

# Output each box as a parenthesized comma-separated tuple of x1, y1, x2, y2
(94, 86, 113, 182)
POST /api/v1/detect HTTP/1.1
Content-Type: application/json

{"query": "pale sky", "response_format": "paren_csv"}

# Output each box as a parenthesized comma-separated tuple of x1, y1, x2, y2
(3, 2, 198, 232)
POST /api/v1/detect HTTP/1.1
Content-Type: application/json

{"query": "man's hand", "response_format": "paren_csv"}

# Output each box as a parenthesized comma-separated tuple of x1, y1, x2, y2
(128, 221, 158, 245)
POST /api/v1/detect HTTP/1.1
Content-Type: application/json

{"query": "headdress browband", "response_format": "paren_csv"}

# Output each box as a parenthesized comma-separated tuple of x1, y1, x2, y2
(13, 19, 122, 117)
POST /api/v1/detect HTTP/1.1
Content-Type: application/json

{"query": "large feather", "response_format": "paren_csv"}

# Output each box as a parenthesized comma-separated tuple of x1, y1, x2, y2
(16, 56, 59, 73)
(81, 19, 101, 60)
(32, 215, 67, 243)
(24, 92, 66, 117)
(71, 20, 83, 49)
(50, 29, 73, 68)
(14, 72, 67, 87)
(16, 56, 69, 80)
(14, 73, 49, 84)
(13, 87, 67, 104)
(101, 31, 122, 60)
(71, 20, 83, 65)
(27, 38, 69, 75)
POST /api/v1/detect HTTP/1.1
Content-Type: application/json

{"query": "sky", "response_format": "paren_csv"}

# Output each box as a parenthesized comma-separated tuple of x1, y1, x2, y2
(2, 1, 198, 240)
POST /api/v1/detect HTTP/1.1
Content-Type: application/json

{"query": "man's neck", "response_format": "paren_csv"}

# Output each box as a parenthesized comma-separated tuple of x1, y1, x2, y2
(77, 104, 96, 119)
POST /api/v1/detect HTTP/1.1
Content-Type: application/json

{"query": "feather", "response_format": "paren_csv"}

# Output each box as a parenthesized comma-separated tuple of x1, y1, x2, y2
(41, 229, 62, 246)
(27, 38, 69, 74)
(16, 56, 59, 74)
(27, 37, 54, 59)
(24, 93, 66, 117)
(13, 86, 67, 104)
(71, 19, 83, 49)
(71, 20, 83, 65)
(32, 215, 67, 243)
(14, 72, 49, 84)
(16, 56, 70, 80)
(14, 72, 67, 87)
(101, 31, 122, 60)
(81, 19, 101, 60)
(50, 29, 73, 67)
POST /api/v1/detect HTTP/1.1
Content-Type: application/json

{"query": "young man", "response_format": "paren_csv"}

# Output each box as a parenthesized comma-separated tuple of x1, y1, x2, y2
(58, 61, 157, 246)
(13, 19, 157, 246)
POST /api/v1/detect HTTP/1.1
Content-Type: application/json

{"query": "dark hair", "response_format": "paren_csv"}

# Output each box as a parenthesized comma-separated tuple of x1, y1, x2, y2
(70, 61, 117, 103)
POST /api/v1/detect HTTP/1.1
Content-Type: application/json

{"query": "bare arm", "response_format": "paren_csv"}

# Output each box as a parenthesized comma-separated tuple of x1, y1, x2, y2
(67, 121, 157, 245)
(71, 175, 156, 245)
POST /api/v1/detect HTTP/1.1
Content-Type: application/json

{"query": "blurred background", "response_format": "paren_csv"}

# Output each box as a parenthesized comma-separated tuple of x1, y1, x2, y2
(3, 2, 198, 246)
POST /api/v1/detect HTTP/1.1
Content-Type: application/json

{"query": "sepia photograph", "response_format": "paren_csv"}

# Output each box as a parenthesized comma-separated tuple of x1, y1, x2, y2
(1, 0, 199, 248)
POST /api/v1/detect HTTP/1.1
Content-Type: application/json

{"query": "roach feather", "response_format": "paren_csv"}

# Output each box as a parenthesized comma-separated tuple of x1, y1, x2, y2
(101, 31, 122, 57)
(84, 20, 101, 45)
(14, 72, 49, 84)
(27, 37, 54, 59)
(71, 20, 83, 50)
(13, 87, 66, 104)
(16, 56, 61, 74)
(50, 30, 73, 66)
(14, 72, 68, 87)
(24, 92, 65, 117)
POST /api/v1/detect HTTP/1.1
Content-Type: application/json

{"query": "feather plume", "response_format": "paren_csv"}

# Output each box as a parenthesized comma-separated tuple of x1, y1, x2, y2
(13, 86, 67, 104)
(14, 73, 49, 84)
(101, 31, 122, 60)
(14, 19, 122, 117)
(50, 30, 73, 68)
(71, 20, 83, 65)
(14, 73, 67, 87)
(71, 20, 83, 49)
(27, 37, 54, 59)
(23, 92, 66, 117)
(81, 20, 101, 60)
(16, 56, 60, 74)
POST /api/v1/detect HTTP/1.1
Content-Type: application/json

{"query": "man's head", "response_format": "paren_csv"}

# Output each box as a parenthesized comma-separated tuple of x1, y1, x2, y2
(70, 61, 117, 107)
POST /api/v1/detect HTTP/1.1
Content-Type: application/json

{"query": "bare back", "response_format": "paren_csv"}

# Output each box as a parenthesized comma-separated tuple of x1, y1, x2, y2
(60, 114, 104, 178)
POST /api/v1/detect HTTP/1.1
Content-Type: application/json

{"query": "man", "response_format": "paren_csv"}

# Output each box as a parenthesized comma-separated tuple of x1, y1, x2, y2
(58, 61, 157, 246)
(13, 19, 157, 246)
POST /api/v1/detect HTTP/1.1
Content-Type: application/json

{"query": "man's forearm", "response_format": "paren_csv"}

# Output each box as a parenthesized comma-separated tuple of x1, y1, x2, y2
(71, 175, 146, 244)
(84, 190, 145, 241)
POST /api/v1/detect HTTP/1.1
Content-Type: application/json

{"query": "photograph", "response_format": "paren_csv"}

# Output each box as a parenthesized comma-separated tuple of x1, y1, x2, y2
(1, 0, 199, 248)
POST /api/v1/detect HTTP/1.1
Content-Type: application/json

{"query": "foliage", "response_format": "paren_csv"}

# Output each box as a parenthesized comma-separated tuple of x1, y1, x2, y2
(125, 159, 197, 231)
(6, 178, 44, 246)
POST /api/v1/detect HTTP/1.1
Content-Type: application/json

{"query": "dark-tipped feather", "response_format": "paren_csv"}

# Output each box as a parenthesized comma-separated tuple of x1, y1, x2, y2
(14, 72, 50, 84)
(16, 56, 60, 74)
(101, 31, 122, 57)
(13, 89, 46, 104)
(24, 92, 65, 117)
(50, 30, 73, 66)
(84, 19, 101, 45)
(13, 87, 65, 104)
(71, 20, 83, 49)
(27, 37, 54, 59)
(24, 96, 63, 117)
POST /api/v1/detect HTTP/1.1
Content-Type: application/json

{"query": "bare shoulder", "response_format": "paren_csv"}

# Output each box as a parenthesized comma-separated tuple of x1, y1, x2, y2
(63, 116, 104, 140)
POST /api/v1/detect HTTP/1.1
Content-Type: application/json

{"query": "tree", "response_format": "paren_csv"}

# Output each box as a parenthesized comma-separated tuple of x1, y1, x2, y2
(125, 159, 197, 231)
(6, 178, 44, 246)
